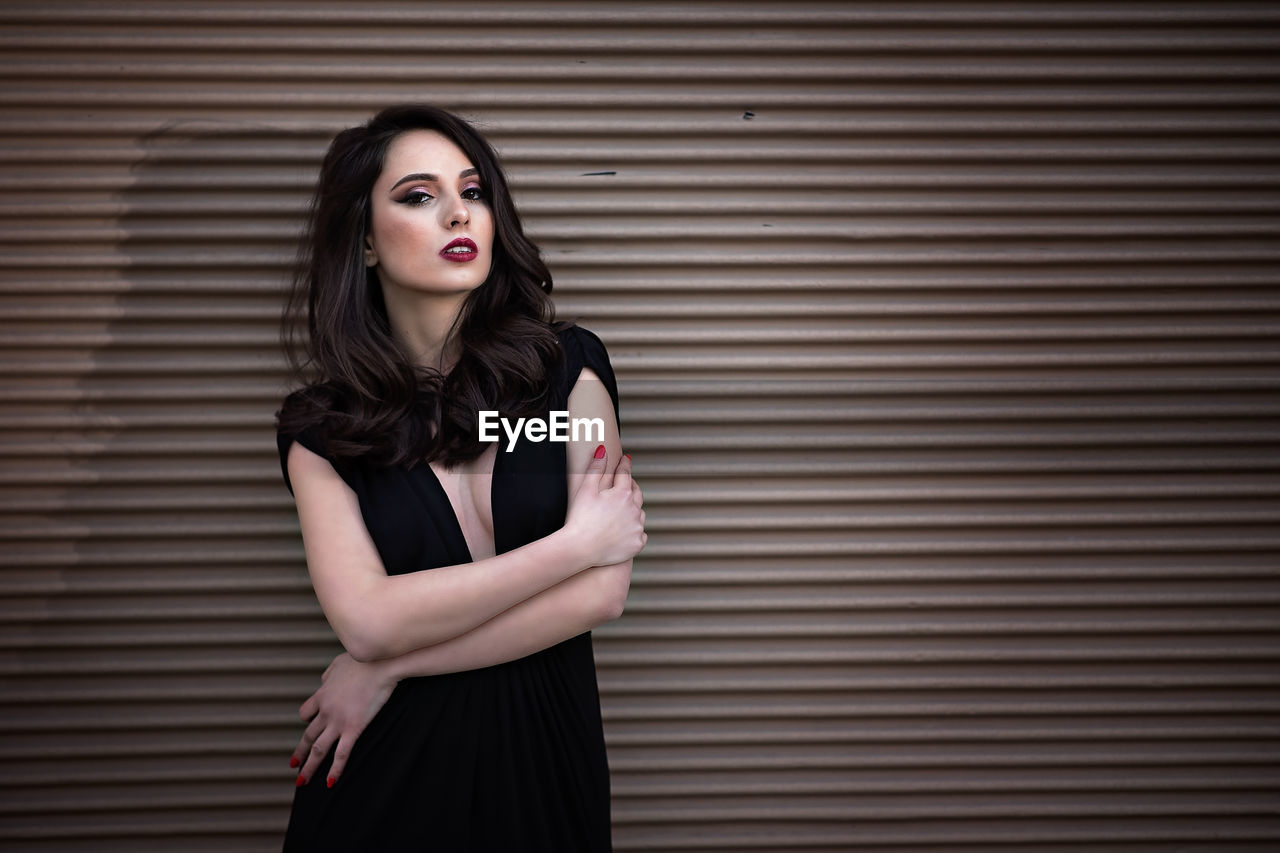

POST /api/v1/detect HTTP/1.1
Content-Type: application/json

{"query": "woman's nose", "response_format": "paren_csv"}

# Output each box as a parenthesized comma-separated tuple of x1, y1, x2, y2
(443, 195, 469, 228)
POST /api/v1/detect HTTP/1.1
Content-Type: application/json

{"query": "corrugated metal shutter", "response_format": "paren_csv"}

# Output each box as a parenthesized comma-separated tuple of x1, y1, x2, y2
(2, 2, 1279, 850)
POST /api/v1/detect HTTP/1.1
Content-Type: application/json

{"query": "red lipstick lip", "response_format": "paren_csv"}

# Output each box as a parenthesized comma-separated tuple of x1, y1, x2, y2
(440, 237, 478, 262)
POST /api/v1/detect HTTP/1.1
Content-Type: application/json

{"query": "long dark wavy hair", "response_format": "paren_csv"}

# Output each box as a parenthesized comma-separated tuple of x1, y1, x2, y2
(278, 104, 565, 468)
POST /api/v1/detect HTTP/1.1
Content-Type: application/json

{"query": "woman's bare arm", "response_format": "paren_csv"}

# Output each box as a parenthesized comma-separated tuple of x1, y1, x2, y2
(287, 368, 639, 662)
(370, 369, 638, 676)
(287, 369, 643, 786)
(291, 512, 638, 787)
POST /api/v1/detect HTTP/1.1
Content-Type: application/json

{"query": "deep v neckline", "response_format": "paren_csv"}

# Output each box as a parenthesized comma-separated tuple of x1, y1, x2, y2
(426, 444, 500, 563)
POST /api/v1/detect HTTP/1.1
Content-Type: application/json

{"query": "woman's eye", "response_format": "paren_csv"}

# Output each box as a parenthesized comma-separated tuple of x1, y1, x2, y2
(399, 189, 433, 206)
(462, 186, 485, 201)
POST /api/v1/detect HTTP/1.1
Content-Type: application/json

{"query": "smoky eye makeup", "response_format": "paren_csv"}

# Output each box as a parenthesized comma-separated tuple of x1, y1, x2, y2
(393, 183, 486, 206)
(395, 187, 434, 205)
(388, 166, 484, 205)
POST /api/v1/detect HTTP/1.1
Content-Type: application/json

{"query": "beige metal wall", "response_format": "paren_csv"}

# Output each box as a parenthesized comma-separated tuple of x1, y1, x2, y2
(2, 2, 1279, 850)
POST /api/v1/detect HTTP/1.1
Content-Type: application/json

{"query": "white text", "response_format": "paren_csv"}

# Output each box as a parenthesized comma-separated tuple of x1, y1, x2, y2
(478, 410, 605, 452)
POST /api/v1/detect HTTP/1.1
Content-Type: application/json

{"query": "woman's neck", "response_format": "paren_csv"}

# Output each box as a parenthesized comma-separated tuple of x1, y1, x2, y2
(382, 287, 469, 373)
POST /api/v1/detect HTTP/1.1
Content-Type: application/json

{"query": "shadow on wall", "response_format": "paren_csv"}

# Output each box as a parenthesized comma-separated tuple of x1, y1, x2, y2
(29, 120, 331, 849)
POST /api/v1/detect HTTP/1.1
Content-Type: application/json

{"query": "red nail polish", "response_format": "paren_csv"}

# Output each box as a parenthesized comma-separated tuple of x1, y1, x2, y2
(327, 776, 336, 788)
(625, 454, 632, 461)
(593, 444, 605, 459)
(295, 775, 306, 787)
(289, 756, 299, 769)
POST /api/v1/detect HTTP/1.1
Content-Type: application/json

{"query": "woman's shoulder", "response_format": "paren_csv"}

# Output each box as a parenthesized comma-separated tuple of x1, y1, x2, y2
(554, 322, 612, 374)
(551, 321, 619, 417)
(274, 383, 344, 490)
(276, 383, 336, 436)
(555, 321, 603, 348)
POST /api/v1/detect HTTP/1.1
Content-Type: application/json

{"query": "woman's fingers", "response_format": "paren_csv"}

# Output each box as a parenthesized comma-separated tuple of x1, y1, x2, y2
(291, 710, 329, 783)
(290, 691, 321, 767)
(289, 653, 392, 788)
(590, 444, 608, 483)
(327, 733, 354, 788)
(293, 709, 371, 789)
(298, 719, 338, 785)
(612, 452, 633, 492)
(570, 443, 609, 502)
(628, 456, 643, 507)
(565, 446, 648, 566)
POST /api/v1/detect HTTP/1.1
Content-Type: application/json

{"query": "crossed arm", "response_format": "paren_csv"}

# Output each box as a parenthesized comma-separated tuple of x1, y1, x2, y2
(285, 369, 644, 786)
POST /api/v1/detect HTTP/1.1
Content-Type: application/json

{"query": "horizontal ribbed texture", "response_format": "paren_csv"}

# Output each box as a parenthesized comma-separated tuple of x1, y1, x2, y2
(1, 1, 1279, 850)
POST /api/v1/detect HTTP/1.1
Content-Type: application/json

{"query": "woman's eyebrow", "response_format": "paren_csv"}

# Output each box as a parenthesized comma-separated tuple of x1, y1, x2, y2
(390, 168, 479, 191)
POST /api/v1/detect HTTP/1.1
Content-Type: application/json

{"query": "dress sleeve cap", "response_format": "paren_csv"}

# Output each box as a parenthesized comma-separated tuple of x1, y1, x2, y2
(558, 324, 621, 426)
(275, 390, 353, 496)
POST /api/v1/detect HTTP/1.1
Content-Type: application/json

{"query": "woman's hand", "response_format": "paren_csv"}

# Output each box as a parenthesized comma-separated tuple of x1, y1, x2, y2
(564, 447, 647, 568)
(290, 652, 397, 788)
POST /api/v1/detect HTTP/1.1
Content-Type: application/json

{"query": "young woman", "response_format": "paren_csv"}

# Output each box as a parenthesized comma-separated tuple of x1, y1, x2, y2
(275, 104, 646, 851)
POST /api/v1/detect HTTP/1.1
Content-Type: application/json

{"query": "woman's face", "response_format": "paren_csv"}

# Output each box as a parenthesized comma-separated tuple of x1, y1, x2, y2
(364, 129, 495, 300)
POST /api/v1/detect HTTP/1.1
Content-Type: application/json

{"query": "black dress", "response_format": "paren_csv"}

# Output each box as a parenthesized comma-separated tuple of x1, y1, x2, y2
(276, 325, 618, 852)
